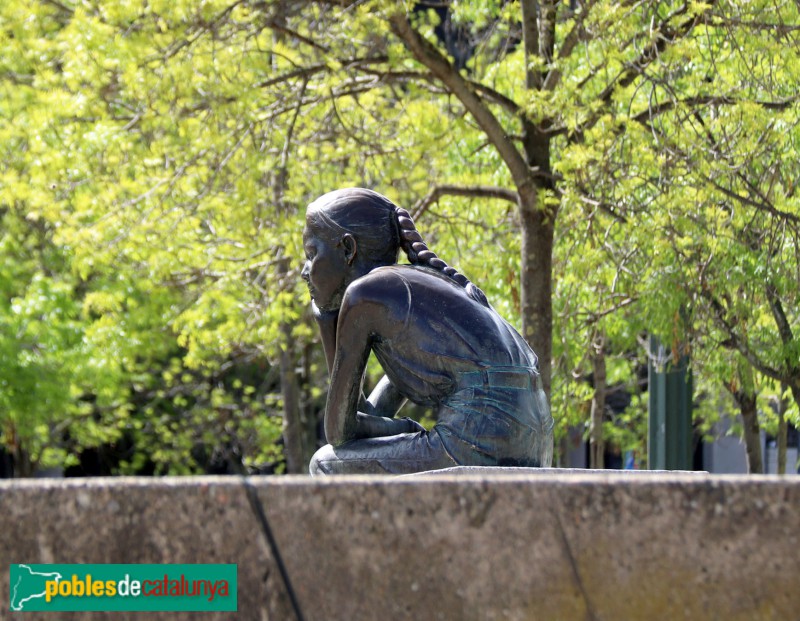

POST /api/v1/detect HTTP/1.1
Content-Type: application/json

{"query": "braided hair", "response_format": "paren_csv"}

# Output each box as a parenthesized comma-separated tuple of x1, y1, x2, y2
(393, 205, 490, 308)
(307, 188, 489, 308)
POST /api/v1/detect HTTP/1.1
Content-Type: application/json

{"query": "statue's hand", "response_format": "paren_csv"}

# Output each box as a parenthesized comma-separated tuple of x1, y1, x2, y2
(400, 417, 426, 434)
(353, 413, 426, 439)
(311, 301, 340, 375)
(311, 301, 338, 321)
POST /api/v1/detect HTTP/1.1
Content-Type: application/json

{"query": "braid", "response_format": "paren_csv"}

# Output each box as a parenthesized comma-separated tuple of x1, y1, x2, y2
(395, 207, 490, 308)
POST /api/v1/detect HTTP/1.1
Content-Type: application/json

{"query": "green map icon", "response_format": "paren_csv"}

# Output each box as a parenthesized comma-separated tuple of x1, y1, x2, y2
(10, 564, 63, 611)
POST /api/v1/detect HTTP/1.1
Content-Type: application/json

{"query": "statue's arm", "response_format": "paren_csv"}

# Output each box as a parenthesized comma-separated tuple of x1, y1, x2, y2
(353, 377, 420, 439)
(324, 286, 376, 445)
(311, 301, 338, 374)
(313, 300, 373, 414)
(366, 375, 407, 418)
(325, 277, 420, 445)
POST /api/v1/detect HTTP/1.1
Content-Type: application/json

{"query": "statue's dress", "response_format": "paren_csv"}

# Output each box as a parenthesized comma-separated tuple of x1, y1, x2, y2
(310, 265, 554, 475)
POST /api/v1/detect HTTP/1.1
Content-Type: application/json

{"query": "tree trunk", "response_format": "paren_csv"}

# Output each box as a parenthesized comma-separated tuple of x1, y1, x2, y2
(777, 410, 787, 475)
(4, 424, 34, 477)
(589, 336, 606, 469)
(777, 383, 788, 474)
(519, 187, 555, 397)
(788, 383, 800, 460)
(728, 384, 761, 475)
(388, 9, 557, 399)
(279, 321, 319, 474)
(790, 383, 800, 423)
(300, 342, 319, 463)
(269, 11, 311, 473)
(766, 285, 800, 428)
(739, 392, 762, 474)
(280, 322, 308, 473)
(725, 360, 762, 474)
(557, 434, 570, 468)
(519, 116, 555, 397)
(13, 444, 34, 478)
(518, 1, 556, 398)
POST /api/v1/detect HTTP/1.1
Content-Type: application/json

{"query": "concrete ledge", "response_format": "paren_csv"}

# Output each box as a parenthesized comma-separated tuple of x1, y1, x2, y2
(2, 473, 799, 620)
(403, 466, 708, 475)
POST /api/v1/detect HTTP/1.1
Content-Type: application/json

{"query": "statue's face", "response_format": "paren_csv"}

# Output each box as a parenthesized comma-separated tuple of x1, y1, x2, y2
(301, 217, 350, 312)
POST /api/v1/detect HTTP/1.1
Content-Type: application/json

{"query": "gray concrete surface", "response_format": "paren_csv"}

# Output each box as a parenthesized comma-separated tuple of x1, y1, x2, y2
(2, 472, 799, 620)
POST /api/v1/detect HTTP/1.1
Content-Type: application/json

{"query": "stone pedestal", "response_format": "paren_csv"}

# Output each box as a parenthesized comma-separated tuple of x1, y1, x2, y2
(2, 473, 798, 620)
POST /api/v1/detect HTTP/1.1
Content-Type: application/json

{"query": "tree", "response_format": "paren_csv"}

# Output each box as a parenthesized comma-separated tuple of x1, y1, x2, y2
(3, 0, 798, 474)
(383, 0, 757, 401)
(596, 0, 800, 471)
(0, 0, 301, 474)
(0, 0, 512, 473)
(723, 358, 763, 474)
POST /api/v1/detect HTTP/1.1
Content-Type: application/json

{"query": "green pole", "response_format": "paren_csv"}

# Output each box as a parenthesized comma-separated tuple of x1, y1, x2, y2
(648, 336, 693, 470)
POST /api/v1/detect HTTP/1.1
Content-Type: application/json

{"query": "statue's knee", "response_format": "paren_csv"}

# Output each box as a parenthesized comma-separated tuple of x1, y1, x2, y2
(309, 444, 336, 476)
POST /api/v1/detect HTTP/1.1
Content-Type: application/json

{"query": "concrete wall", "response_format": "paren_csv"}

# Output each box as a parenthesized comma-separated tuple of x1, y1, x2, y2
(2, 472, 799, 620)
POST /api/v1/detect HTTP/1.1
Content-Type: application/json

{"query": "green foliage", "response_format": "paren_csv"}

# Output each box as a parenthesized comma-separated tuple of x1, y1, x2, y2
(1, 0, 798, 474)
(547, 0, 800, 456)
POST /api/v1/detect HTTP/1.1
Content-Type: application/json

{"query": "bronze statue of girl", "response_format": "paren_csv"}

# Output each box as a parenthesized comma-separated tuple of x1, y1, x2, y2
(302, 188, 553, 474)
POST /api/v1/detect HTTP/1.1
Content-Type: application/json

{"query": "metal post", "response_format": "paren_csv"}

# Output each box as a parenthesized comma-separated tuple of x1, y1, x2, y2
(648, 336, 693, 470)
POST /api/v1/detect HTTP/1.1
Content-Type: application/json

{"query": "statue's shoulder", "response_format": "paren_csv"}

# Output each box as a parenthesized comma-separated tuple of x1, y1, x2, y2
(356, 264, 447, 292)
(345, 264, 458, 307)
(342, 266, 412, 308)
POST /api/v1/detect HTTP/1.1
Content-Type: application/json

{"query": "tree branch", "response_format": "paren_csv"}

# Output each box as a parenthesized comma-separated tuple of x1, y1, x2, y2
(560, 185, 628, 224)
(40, 0, 74, 14)
(765, 284, 800, 388)
(389, 12, 533, 192)
(537, 0, 557, 82)
(709, 12, 800, 34)
(580, 296, 638, 324)
(700, 288, 786, 383)
(631, 94, 800, 125)
(256, 55, 388, 89)
(542, 0, 599, 91)
(256, 81, 391, 123)
(411, 184, 519, 221)
(1, 71, 35, 86)
(701, 175, 800, 228)
(576, 2, 714, 136)
(762, 285, 800, 401)
(267, 19, 330, 52)
(274, 78, 308, 207)
(355, 67, 522, 116)
(152, 0, 248, 62)
(520, 0, 540, 90)
(468, 82, 523, 117)
(632, 101, 800, 230)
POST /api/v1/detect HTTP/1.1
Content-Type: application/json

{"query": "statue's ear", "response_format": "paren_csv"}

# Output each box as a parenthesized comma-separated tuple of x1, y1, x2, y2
(342, 233, 358, 265)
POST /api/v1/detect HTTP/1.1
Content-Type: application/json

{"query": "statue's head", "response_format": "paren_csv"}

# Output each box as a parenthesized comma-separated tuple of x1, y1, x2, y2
(302, 188, 400, 312)
(301, 187, 488, 312)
